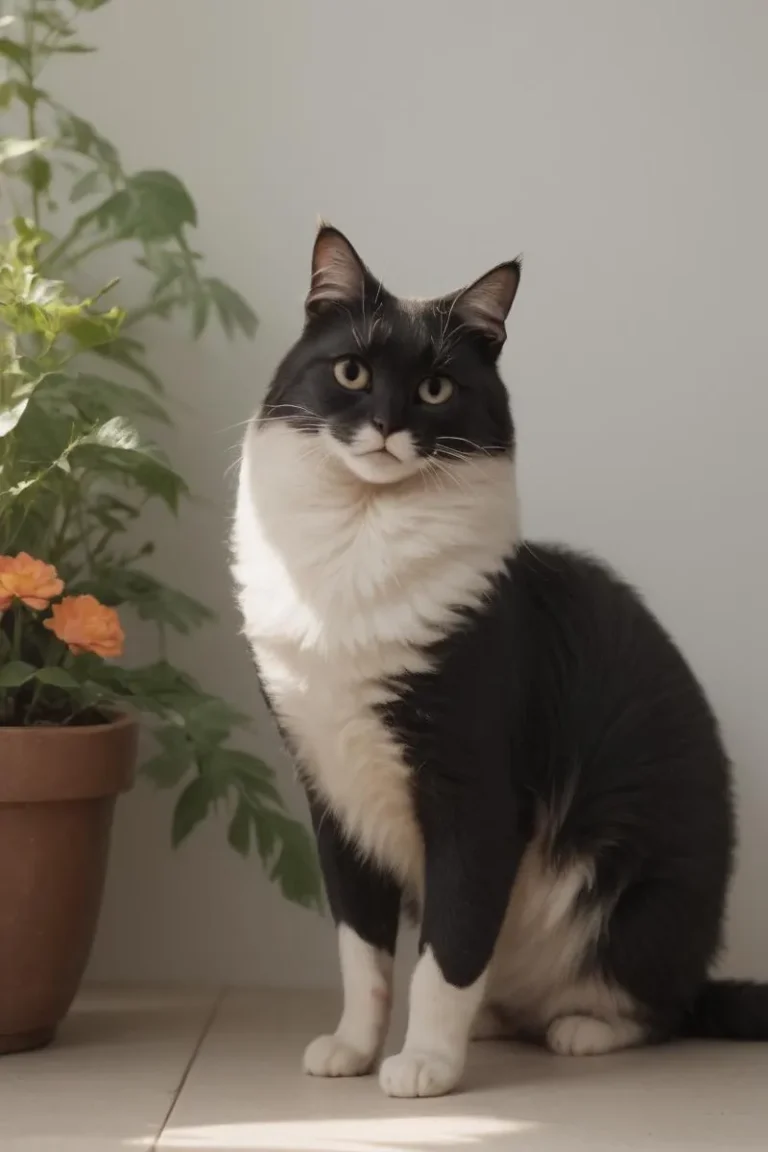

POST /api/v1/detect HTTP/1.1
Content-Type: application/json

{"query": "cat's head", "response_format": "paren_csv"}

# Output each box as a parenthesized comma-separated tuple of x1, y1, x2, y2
(260, 226, 520, 485)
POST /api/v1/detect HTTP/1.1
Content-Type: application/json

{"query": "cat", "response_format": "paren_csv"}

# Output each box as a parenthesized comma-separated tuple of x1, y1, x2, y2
(231, 224, 768, 1098)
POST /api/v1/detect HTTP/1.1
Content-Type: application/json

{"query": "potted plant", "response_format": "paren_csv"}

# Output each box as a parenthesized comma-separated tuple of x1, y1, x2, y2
(0, 0, 320, 1054)
(0, 558, 137, 1054)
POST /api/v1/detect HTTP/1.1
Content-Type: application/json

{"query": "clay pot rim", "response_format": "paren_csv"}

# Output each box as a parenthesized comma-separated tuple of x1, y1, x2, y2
(0, 711, 138, 803)
(0, 711, 136, 737)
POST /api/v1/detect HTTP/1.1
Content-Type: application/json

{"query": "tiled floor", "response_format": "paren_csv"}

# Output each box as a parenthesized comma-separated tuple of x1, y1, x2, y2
(1, 987, 767, 1151)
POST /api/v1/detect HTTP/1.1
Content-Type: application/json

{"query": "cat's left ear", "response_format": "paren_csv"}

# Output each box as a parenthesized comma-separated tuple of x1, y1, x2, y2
(451, 260, 521, 350)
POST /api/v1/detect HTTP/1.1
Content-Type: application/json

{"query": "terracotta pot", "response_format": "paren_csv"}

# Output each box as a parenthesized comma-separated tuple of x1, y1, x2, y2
(0, 713, 137, 1055)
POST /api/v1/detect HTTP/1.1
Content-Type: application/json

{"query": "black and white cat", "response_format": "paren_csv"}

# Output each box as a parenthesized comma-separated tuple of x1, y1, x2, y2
(232, 226, 768, 1098)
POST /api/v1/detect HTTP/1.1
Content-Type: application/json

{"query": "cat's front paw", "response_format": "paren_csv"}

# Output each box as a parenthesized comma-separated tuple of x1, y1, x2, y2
(303, 1033, 375, 1077)
(379, 1050, 462, 1098)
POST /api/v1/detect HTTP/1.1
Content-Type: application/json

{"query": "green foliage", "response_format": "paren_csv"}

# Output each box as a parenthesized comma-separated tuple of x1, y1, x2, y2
(0, 1, 321, 911)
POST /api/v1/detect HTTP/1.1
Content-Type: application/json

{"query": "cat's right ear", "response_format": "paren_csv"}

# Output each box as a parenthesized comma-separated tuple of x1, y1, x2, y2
(306, 225, 369, 315)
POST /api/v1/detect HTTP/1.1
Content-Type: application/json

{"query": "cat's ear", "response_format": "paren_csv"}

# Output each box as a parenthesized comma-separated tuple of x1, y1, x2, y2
(306, 224, 370, 314)
(451, 260, 521, 348)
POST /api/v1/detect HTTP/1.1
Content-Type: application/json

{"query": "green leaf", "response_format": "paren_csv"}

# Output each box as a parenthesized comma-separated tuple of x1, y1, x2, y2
(212, 748, 285, 808)
(184, 697, 249, 747)
(227, 798, 251, 857)
(0, 137, 46, 165)
(30, 8, 74, 35)
(67, 306, 124, 348)
(77, 567, 212, 633)
(94, 335, 164, 392)
(89, 171, 197, 244)
(205, 279, 258, 340)
(191, 291, 210, 337)
(8, 403, 79, 472)
(56, 112, 121, 180)
(11, 214, 51, 260)
(0, 661, 36, 688)
(250, 807, 277, 868)
(0, 398, 30, 437)
(267, 813, 323, 910)
(21, 154, 52, 194)
(35, 666, 79, 689)
(129, 170, 197, 235)
(143, 751, 190, 788)
(70, 439, 188, 513)
(0, 37, 30, 69)
(171, 775, 213, 847)
(71, 0, 114, 9)
(52, 44, 96, 54)
(69, 168, 104, 203)
(9, 81, 49, 109)
(35, 373, 171, 426)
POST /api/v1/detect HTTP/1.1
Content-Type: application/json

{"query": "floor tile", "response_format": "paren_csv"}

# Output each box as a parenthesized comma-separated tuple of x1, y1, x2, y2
(161, 988, 768, 1151)
(0, 985, 218, 1152)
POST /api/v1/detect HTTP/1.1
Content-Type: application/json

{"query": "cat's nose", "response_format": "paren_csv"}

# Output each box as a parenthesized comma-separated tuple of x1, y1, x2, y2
(372, 416, 388, 436)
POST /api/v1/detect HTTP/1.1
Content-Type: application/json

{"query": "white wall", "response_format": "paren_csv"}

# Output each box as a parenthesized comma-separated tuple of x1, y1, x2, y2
(62, 0, 768, 986)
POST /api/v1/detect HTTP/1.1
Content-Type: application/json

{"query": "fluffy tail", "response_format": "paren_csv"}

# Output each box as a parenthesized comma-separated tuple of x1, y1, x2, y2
(680, 980, 768, 1040)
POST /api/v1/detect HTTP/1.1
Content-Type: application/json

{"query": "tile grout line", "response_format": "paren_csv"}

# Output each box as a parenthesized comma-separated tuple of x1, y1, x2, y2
(151, 986, 227, 1152)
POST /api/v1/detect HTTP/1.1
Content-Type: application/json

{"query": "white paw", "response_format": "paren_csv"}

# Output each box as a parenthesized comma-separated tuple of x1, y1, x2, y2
(303, 1034, 374, 1077)
(379, 1050, 462, 1098)
(546, 1015, 618, 1056)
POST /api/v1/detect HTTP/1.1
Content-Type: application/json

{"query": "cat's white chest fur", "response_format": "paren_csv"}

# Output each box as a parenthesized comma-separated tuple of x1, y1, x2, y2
(232, 422, 519, 889)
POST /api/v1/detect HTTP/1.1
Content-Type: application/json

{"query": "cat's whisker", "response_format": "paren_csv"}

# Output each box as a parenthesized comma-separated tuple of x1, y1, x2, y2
(423, 458, 448, 496)
(437, 435, 504, 458)
(432, 445, 484, 471)
(262, 403, 322, 420)
(224, 453, 244, 481)
(216, 417, 255, 435)
(428, 455, 468, 494)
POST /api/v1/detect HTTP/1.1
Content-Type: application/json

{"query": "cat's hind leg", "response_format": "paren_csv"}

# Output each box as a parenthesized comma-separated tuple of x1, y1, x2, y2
(546, 1013, 648, 1056)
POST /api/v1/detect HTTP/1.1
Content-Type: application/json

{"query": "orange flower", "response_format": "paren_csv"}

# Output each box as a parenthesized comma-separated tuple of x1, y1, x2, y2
(44, 595, 125, 659)
(0, 552, 64, 611)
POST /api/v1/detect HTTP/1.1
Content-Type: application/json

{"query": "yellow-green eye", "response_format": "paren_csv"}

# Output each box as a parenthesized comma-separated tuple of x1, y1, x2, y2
(418, 376, 454, 405)
(333, 357, 370, 391)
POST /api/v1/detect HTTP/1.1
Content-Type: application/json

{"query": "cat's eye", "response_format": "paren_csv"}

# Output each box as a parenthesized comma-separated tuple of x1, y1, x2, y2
(333, 357, 371, 391)
(418, 376, 454, 406)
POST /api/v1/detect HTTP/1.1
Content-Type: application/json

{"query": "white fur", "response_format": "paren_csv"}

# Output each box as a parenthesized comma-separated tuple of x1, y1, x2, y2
(232, 420, 519, 891)
(304, 925, 392, 1077)
(328, 424, 422, 485)
(480, 829, 640, 1041)
(380, 948, 486, 1098)
(485, 831, 603, 1027)
(232, 417, 636, 1093)
(547, 1014, 646, 1056)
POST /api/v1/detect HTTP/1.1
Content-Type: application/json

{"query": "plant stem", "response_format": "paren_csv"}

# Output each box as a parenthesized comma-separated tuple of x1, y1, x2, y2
(25, 678, 43, 724)
(42, 227, 82, 271)
(76, 491, 96, 574)
(12, 605, 23, 662)
(25, 0, 41, 228)
(58, 236, 114, 274)
(123, 293, 185, 329)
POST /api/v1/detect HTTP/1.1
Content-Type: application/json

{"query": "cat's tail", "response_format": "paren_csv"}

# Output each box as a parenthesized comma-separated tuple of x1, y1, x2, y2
(680, 980, 768, 1040)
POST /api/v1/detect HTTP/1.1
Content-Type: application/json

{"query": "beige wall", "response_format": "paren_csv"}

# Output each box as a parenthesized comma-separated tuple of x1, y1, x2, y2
(64, 0, 768, 986)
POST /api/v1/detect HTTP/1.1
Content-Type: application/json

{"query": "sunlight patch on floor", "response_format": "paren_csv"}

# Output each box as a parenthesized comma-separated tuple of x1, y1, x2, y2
(152, 1114, 536, 1150)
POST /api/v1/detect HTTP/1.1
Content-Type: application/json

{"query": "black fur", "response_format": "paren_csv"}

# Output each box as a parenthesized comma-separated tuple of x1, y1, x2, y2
(682, 981, 768, 1039)
(386, 543, 744, 1034)
(261, 227, 768, 1046)
(262, 230, 517, 463)
(308, 792, 400, 955)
